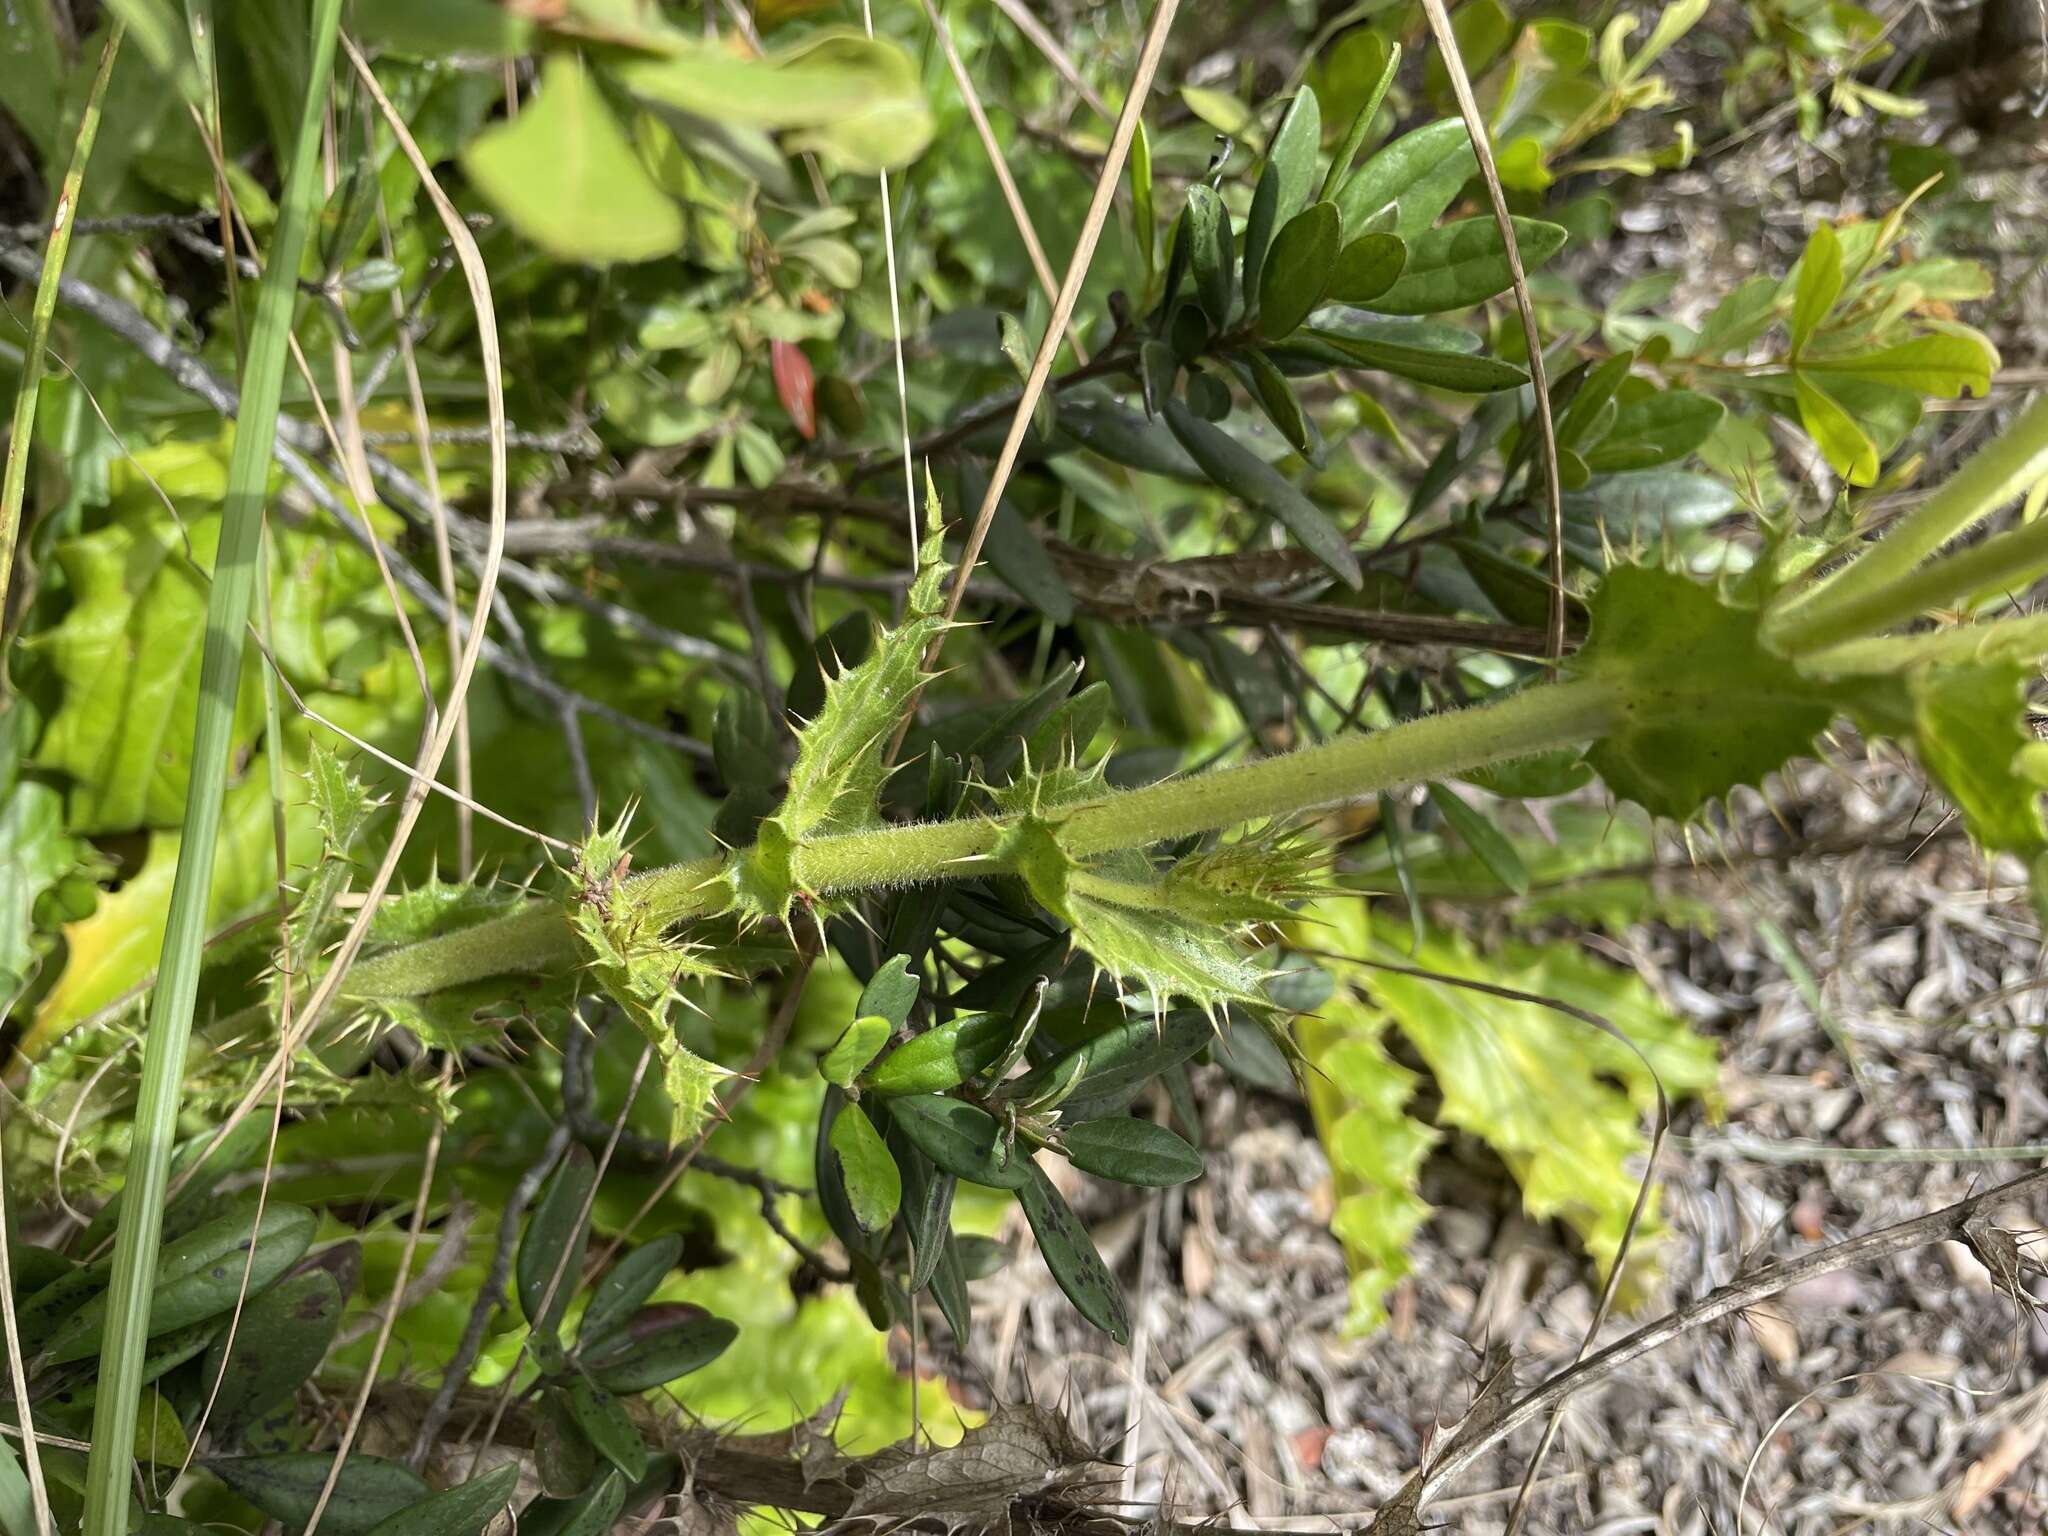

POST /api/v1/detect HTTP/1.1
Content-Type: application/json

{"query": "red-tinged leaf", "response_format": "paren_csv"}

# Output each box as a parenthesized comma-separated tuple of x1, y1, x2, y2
(772, 339, 818, 439)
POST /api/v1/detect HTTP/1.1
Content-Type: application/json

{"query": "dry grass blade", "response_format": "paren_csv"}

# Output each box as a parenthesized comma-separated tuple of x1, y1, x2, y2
(1417, 0, 1565, 659)
(859, 0, 920, 550)
(918, 0, 1086, 362)
(0, 1135, 53, 1536)
(165, 33, 511, 1204)
(938, 0, 1182, 628)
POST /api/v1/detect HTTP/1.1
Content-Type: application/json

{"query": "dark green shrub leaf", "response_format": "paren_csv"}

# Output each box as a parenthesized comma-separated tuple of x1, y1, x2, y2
(565, 1376, 649, 1480)
(820, 1014, 893, 1088)
(885, 1096, 1032, 1189)
(576, 1234, 683, 1352)
(1183, 186, 1234, 328)
(1184, 369, 1231, 421)
(586, 1307, 738, 1391)
(1790, 221, 1843, 355)
(1367, 216, 1567, 315)
(48, 1202, 316, 1364)
(1240, 349, 1312, 457)
(518, 1145, 596, 1339)
(1326, 233, 1406, 303)
(1163, 400, 1360, 588)
(983, 500, 1077, 622)
(1257, 201, 1341, 340)
(828, 1102, 902, 1233)
(1793, 372, 1880, 486)
(1017, 1165, 1129, 1343)
(1805, 330, 1998, 398)
(863, 1012, 1012, 1096)
(1332, 119, 1475, 240)
(1240, 166, 1281, 316)
(1061, 1117, 1203, 1186)
(205, 1455, 429, 1536)
(517, 1472, 627, 1536)
(1294, 330, 1528, 392)
(899, 1149, 957, 1294)
(1265, 88, 1323, 229)
(362, 1464, 519, 1536)
(1006, 1010, 1214, 1115)
(537, 1387, 601, 1497)
(1425, 784, 1530, 895)
(201, 1269, 342, 1441)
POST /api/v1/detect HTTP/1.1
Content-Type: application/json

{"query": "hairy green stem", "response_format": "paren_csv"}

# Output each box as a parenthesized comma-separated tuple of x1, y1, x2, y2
(349, 677, 1622, 999)
(1767, 390, 2048, 652)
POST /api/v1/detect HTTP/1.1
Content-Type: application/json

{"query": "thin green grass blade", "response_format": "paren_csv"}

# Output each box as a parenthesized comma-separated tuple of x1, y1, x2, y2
(0, 22, 123, 637)
(79, 2, 345, 1528)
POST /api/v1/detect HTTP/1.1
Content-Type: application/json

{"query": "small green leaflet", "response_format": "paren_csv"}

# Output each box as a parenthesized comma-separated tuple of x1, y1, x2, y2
(1365, 216, 1568, 316)
(1018, 1163, 1130, 1343)
(829, 1101, 903, 1232)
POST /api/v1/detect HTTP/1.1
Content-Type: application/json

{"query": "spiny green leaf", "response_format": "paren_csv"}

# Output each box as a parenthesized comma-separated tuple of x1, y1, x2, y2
(1575, 564, 1843, 819)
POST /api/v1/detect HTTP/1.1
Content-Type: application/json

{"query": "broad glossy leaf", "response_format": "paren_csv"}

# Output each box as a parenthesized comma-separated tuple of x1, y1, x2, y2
(1790, 222, 1843, 354)
(576, 1234, 683, 1352)
(885, 1095, 1032, 1189)
(1367, 217, 1568, 316)
(518, 1145, 596, 1339)
(201, 1269, 342, 1440)
(1294, 330, 1528, 392)
(1061, 1117, 1203, 1186)
(1575, 564, 1843, 818)
(205, 1454, 429, 1536)
(362, 1464, 519, 1536)
(1426, 783, 1530, 895)
(1806, 330, 1998, 398)
(829, 1101, 902, 1233)
(1183, 185, 1234, 328)
(864, 1012, 1012, 1096)
(1332, 119, 1476, 241)
(1793, 372, 1880, 486)
(820, 1014, 892, 1088)
(565, 1376, 649, 1480)
(462, 56, 684, 263)
(1266, 89, 1323, 228)
(856, 952, 920, 1031)
(615, 30, 932, 173)
(1163, 399, 1361, 587)
(1257, 201, 1341, 340)
(1017, 1164, 1130, 1343)
(1326, 233, 1406, 304)
(48, 1202, 315, 1364)
(1057, 399, 1202, 480)
(1583, 388, 1724, 472)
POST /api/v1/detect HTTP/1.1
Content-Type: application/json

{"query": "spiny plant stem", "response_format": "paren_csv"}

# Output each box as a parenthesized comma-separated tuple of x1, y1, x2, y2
(349, 676, 1622, 999)
(80, 2, 343, 1527)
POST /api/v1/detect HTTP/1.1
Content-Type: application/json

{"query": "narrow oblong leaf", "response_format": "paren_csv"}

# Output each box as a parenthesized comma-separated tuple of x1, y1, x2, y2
(1794, 372, 1880, 487)
(1367, 217, 1568, 316)
(48, 1202, 316, 1364)
(885, 1096, 1033, 1189)
(1162, 399, 1361, 588)
(1333, 118, 1476, 241)
(1062, 1117, 1204, 1186)
(1790, 221, 1843, 355)
(829, 1102, 903, 1233)
(1183, 185, 1234, 328)
(1240, 166, 1281, 318)
(537, 1387, 601, 1497)
(565, 1375, 649, 1480)
(856, 953, 920, 1030)
(983, 499, 1077, 622)
(201, 1269, 342, 1439)
(1583, 389, 1725, 472)
(576, 1234, 683, 1352)
(1293, 330, 1529, 392)
(587, 1309, 738, 1391)
(362, 1463, 519, 1536)
(204, 1455, 430, 1536)
(1006, 1010, 1214, 1113)
(517, 1474, 627, 1536)
(900, 1150, 957, 1295)
(1805, 330, 1998, 398)
(1240, 349, 1313, 457)
(863, 1012, 1012, 1096)
(1018, 1164, 1130, 1343)
(518, 1144, 596, 1339)
(1426, 783, 1531, 895)
(1265, 88, 1323, 229)
(1257, 201, 1341, 340)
